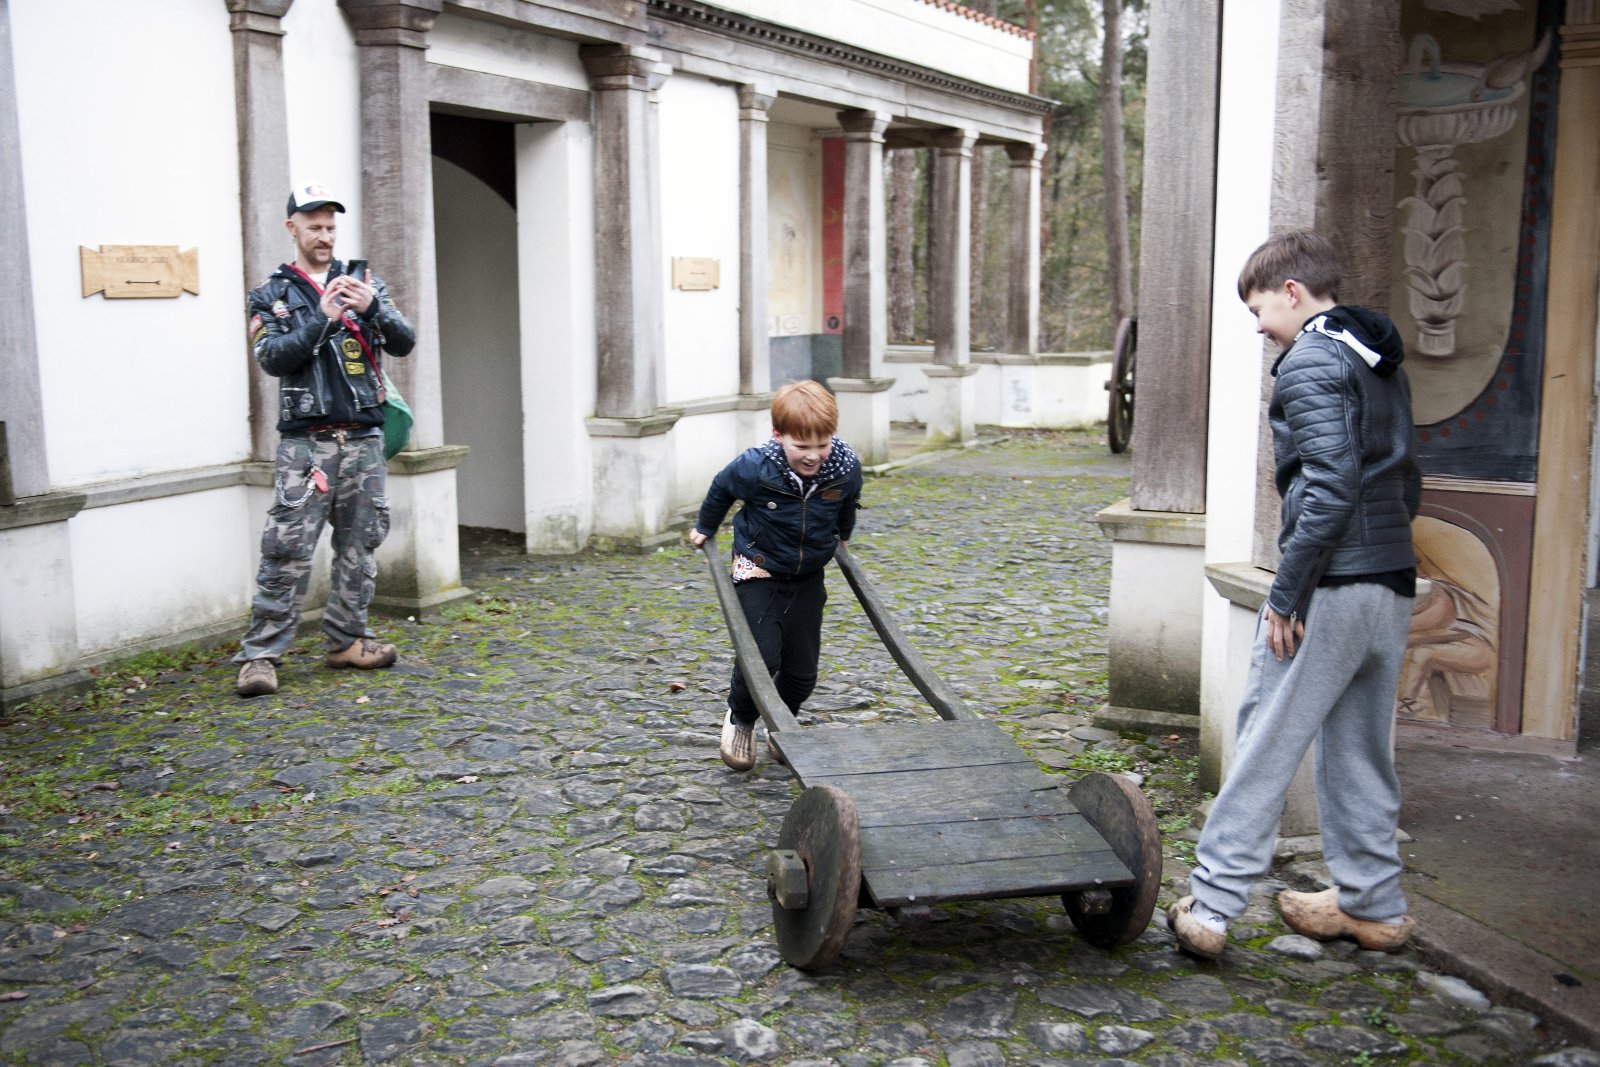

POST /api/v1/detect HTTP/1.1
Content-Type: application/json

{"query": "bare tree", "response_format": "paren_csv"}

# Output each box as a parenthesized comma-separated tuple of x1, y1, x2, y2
(889, 149, 919, 341)
(1098, 0, 1133, 328)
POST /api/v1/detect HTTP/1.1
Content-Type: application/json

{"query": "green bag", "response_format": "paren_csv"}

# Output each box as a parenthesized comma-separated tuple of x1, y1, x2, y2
(380, 369, 413, 460)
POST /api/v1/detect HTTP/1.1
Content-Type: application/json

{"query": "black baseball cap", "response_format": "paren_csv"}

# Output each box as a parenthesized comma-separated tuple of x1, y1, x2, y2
(287, 181, 347, 217)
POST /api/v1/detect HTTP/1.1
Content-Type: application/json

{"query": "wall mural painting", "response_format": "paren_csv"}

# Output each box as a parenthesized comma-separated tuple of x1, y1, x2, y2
(1392, 0, 1560, 479)
(1400, 518, 1500, 727)
(1391, 0, 1561, 736)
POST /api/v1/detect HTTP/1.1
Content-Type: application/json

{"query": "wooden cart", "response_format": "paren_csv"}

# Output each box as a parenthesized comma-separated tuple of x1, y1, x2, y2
(701, 540, 1162, 970)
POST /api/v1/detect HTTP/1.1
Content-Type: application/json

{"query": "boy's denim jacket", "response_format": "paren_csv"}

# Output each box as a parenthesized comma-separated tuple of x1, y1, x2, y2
(695, 440, 863, 579)
(248, 260, 416, 433)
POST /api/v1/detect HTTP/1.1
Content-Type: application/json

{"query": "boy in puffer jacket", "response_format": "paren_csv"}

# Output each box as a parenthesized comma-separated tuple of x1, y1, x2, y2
(689, 380, 864, 771)
(1168, 230, 1423, 959)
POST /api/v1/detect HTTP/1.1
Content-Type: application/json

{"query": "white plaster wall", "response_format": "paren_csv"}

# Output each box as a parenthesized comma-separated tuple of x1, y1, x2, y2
(282, 0, 364, 227)
(434, 159, 525, 534)
(428, 11, 589, 90)
(768, 125, 824, 338)
(674, 410, 744, 512)
(71, 490, 255, 657)
(517, 121, 597, 555)
(712, 0, 1033, 93)
(886, 359, 1110, 429)
(1201, 0, 1287, 790)
(10, 0, 247, 486)
(660, 76, 741, 406)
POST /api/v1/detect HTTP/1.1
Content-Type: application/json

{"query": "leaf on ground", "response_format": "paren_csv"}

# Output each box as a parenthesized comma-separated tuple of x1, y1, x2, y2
(455, 775, 479, 784)
(0, 991, 28, 1002)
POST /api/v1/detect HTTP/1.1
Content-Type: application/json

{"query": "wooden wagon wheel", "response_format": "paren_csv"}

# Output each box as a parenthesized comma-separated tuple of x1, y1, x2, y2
(768, 785, 861, 970)
(1062, 772, 1162, 947)
(1106, 316, 1137, 454)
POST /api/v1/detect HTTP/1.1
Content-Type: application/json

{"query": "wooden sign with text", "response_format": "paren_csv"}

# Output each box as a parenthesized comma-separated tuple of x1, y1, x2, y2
(80, 245, 199, 299)
(672, 256, 720, 291)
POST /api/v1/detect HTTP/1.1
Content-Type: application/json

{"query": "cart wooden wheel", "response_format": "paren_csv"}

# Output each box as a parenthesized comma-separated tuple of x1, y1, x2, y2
(1062, 772, 1162, 947)
(770, 785, 861, 970)
(1106, 316, 1137, 454)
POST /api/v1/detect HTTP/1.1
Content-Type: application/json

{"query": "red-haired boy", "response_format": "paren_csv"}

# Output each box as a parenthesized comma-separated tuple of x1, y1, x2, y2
(690, 380, 864, 770)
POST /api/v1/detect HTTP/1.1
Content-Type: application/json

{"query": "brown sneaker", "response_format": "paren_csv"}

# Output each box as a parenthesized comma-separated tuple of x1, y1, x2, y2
(236, 659, 278, 697)
(325, 638, 397, 670)
(719, 710, 756, 771)
(1278, 887, 1415, 951)
(1167, 896, 1227, 959)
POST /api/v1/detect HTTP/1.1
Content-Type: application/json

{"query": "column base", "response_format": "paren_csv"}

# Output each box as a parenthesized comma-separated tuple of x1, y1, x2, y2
(588, 412, 682, 550)
(826, 377, 894, 467)
(922, 363, 980, 445)
(1096, 499, 1206, 717)
(376, 445, 473, 615)
(370, 586, 477, 619)
(0, 511, 85, 709)
(1204, 561, 1319, 838)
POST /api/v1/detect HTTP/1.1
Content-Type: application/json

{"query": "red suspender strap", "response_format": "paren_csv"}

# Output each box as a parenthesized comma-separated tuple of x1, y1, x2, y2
(288, 263, 383, 397)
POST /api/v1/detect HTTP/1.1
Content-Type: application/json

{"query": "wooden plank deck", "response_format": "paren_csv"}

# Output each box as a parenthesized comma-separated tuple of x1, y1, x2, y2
(777, 720, 1135, 909)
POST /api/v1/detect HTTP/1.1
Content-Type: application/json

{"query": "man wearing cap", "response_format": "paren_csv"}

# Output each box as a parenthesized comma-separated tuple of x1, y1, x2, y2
(234, 181, 416, 697)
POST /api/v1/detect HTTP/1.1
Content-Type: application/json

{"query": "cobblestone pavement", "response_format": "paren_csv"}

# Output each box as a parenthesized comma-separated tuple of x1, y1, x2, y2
(3, 430, 1597, 1067)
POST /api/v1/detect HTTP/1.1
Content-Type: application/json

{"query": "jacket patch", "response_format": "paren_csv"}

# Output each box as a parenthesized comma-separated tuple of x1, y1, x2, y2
(821, 488, 842, 501)
(271, 299, 290, 319)
(248, 314, 264, 344)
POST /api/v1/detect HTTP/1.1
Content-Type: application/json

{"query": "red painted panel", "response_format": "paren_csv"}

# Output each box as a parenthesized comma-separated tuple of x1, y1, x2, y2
(821, 138, 844, 335)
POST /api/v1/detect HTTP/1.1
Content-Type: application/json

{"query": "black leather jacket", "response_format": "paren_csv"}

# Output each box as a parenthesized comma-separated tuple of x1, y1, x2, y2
(1267, 307, 1422, 621)
(248, 260, 415, 433)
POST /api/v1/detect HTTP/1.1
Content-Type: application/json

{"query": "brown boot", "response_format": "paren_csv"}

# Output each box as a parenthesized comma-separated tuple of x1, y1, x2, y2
(236, 659, 278, 697)
(325, 638, 397, 670)
(1278, 887, 1415, 951)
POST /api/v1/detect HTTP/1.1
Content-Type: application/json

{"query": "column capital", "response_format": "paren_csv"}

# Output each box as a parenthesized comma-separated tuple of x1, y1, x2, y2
(738, 83, 777, 116)
(582, 44, 670, 91)
(837, 109, 891, 141)
(338, 0, 440, 47)
(931, 127, 978, 154)
(1005, 140, 1047, 167)
(226, 0, 293, 33)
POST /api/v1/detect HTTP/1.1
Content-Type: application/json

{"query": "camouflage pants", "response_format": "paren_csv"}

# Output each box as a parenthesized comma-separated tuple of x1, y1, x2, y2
(235, 430, 391, 663)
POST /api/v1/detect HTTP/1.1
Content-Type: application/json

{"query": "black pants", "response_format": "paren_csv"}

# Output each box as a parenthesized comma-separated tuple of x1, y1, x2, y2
(727, 570, 826, 725)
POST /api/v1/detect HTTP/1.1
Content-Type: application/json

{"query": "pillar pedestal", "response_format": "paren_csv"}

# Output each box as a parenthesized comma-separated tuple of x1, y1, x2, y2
(370, 446, 474, 617)
(587, 412, 683, 550)
(922, 363, 980, 446)
(827, 377, 895, 467)
(0, 496, 89, 711)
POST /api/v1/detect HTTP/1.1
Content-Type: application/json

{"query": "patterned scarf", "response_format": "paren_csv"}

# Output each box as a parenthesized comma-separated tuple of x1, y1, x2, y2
(761, 435, 857, 491)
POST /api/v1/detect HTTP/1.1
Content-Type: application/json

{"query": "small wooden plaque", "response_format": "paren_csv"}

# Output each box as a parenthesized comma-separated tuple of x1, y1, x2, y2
(672, 256, 720, 291)
(81, 245, 199, 299)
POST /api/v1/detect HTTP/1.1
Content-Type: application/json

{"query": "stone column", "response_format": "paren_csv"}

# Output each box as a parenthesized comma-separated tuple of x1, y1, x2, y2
(0, 0, 88, 709)
(926, 127, 979, 445)
(1004, 141, 1044, 358)
(227, 0, 295, 462)
(340, 0, 471, 616)
(1095, 0, 1220, 743)
(583, 45, 680, 548)
(833, 109, 894, 465)
(737, 83, 776, 441)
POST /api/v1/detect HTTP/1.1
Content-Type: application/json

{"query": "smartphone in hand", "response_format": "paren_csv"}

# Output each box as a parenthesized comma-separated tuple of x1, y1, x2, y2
(345, 259, 367, 282)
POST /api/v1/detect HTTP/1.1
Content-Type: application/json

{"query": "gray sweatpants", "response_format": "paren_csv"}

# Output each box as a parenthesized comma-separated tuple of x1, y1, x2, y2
(1190, 581, 1413, 922)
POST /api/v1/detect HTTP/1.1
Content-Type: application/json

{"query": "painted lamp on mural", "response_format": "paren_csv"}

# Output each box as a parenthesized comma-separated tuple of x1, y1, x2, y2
(1395, 32, 1550, 357)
